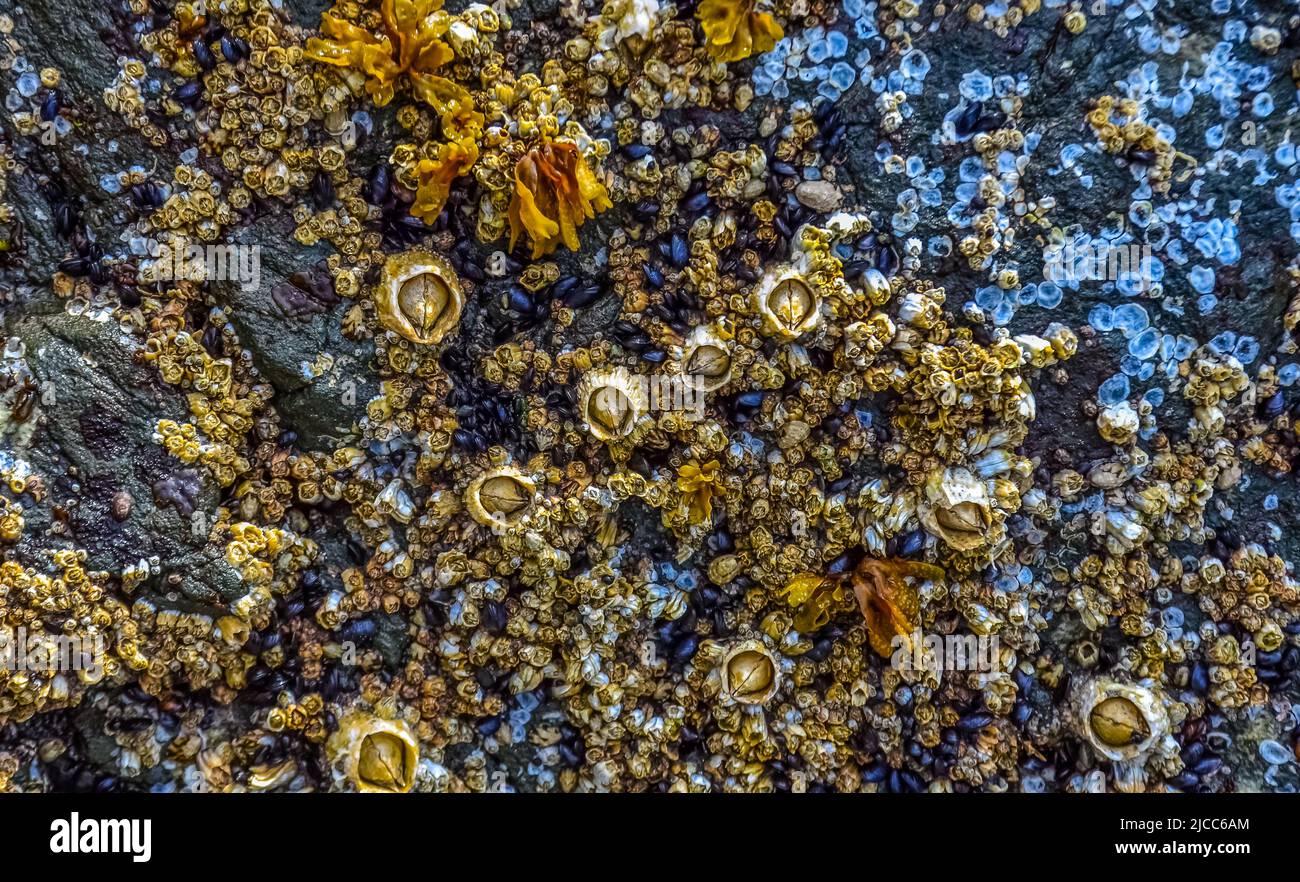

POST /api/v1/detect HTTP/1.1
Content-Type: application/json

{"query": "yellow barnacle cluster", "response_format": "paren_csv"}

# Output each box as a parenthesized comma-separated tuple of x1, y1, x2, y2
(143, 166, 236, 245)
(266, 692, 329, 743)
(1182, 346, 1251, 440)
(1182, 545, 1299, 657)
(0, 551, 135, 722)
(111, 518, 316, 699)
(1087, 95, 1179, 194)
(142, 0, 326, 220)
(223, 521, 302, 589)
(143, 320, 270, 486)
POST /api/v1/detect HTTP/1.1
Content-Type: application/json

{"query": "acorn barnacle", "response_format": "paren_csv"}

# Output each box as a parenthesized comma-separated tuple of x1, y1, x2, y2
(577, 366, 649, 442)
(326, 712, 419, 793)
(753, 268, 822, 340)
(679, 326, 733, 392)
(1076, 679, 1169, 763)
(719, 639, 780, 706)
(374, 250, 464, 345)
(1096, 401, 1139, 446)
(466, 466, 537, 529)
(918, 467, 994, 553)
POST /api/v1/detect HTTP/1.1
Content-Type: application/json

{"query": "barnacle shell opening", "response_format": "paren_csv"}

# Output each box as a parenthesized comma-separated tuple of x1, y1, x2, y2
(374, 251, 464, 345)
(327, 712, 419, 793)
(1076, 679, 1169, 763)
(466, 467, 537, 528)
(754, 271, 821, 340)
(578, 367, 648, 441)
(680, 327, 732, 392)
(719, 639, 779, 706)
(919, 467, 994, 553)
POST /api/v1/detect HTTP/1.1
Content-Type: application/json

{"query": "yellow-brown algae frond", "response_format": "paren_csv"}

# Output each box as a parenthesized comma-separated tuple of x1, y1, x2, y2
(508, 140, 611, 259)
(676, 459, 722, 524)
(696, 0, 783, 63)
(852, 558, 945, 658)
(305, 0, 474, 120)
(778, 572, 846, 633)
(410, 137, 480, 223)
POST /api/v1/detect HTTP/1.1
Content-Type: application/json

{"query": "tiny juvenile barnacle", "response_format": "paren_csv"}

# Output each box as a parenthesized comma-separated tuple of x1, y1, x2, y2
(374, 250, 464, 345)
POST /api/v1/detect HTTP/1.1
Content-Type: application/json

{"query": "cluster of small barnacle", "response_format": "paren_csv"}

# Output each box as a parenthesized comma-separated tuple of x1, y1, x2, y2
(0, 550, 131, 721)
(142, 165, 238, 244)
(1086, 95, 1182, 196)
(103, 57, 167, 147)
(951, 0, 1045, 36)
(145, 315, 272, 487)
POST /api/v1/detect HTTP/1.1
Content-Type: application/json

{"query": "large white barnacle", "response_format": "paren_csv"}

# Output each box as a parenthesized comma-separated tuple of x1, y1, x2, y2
(374, 250, 464, 345)
(753, 267, 822, 340)
(918, 467, 993, 553)
(577, 366, 649, 441)
(1076, 679, 1171, 766)
(719, 639, 780, 706)
(327, 712, 419, 793)
(465, 466, 537, 529)
(679, 326, 733, 392)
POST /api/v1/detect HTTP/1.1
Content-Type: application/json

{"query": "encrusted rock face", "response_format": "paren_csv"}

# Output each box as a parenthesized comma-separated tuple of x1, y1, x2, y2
(2, 0, 1298, 799)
